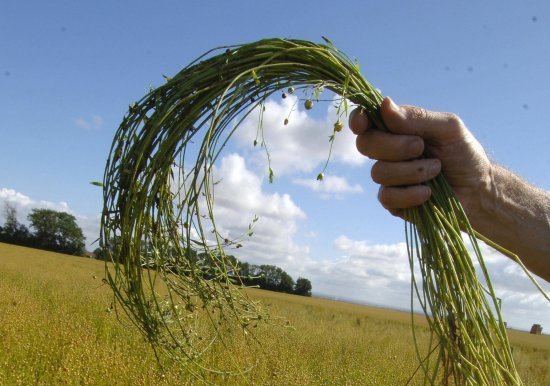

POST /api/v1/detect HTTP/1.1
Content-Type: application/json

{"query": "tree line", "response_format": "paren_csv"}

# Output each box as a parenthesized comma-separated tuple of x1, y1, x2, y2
(238, 261, 312, 296)
(0, 203, 86, 256)
(1, 202, 312, 297)
(95, 241, 313, 297)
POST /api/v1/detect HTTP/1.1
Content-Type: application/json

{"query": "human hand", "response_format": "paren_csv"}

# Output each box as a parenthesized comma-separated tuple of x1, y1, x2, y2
(349, 97, 493, 222)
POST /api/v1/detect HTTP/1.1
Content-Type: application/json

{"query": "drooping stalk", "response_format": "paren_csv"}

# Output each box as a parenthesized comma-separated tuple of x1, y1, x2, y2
(100, 38, 541, 384)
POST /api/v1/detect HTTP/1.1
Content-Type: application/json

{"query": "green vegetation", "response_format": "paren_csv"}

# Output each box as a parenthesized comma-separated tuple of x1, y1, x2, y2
(99, 37, 546, 383)
(0, 203, 85, 256)
(94, 242, 312, 297)
(1, 243, 548, 385)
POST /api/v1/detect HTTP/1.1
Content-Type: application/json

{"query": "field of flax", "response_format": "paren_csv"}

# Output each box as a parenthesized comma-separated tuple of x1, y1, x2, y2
(0, 242, 548, 385)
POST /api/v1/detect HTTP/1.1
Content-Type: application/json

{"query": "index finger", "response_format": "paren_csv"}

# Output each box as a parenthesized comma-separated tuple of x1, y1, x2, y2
(381, 97, 467, 142)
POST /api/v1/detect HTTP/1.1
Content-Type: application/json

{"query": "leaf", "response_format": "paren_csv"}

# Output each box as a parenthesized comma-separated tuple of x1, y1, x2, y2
(162, 74, 172, 81)
(269, 168, 274, 183)
(321, 36, 334, 46)
(90, 181, 104, 187)
(251, 69, 260, 85)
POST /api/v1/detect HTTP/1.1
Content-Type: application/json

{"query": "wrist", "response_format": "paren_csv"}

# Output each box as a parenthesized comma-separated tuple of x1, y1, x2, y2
(464, 163, 550, 280)
(464, 163, 500, 233)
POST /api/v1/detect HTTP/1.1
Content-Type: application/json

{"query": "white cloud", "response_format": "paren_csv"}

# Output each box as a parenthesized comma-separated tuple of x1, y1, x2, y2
(0, 188, 100, 250)
(299, 236, 414, 309)
(234, 94, 367, 176)
(293, 174, 363, 199)
(309, 233, 550, 331)
(206, 154, 308, 264)
(74, 114, 103, 129)
(0, 188, 70, 213)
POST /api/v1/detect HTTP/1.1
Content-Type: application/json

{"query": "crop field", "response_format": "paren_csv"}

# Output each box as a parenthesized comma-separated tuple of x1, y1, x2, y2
(0, 242, 548, 385)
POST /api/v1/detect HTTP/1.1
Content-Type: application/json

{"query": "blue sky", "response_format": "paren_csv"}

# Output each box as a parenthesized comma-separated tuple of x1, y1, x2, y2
(1, 0, 548, 331)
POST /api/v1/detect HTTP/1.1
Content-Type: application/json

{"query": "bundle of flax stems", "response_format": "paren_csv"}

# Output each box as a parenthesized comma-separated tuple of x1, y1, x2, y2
(100, 38, 546, 384)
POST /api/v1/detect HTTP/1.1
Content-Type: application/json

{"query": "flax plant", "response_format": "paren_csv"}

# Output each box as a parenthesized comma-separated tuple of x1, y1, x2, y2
(100, 38, 546, 384)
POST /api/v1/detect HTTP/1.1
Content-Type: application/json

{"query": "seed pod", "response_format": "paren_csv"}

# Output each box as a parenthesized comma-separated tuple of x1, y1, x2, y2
(284, 118, 289, 125)
(334, 121, 344, 132)
(282, 92, 287, 99)
(288, 87, 295, 94)
(304, 99, 313, 110)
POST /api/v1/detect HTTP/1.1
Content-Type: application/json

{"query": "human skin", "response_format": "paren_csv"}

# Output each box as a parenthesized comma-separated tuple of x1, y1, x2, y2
(349, 97, 550, 282)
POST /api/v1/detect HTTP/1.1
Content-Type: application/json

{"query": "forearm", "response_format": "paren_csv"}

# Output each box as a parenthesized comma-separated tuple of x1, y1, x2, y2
(470, 164, 550, 281)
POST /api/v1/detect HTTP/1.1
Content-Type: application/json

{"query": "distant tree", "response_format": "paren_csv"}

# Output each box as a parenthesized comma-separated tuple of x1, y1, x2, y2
(294, 277, 312, 297)
(237, 262, 264, 286)
(0, 203, 31, 246)
(258, 264, 279, 291)
(239, 261, 251, 278)
(93, 247, 107, 261)
(254, 264, 294, 294)
(278, 270, 295, 294)
(27, 209, 85, 256)
(93, 236, 130, 263)
(194, 251, 241, 277)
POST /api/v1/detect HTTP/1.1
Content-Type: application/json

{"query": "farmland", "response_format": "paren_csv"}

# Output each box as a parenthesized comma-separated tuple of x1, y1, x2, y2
(0, 242, 548, 385)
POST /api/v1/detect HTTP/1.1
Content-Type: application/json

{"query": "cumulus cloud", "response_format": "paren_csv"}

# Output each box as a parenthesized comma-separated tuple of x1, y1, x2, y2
(234, 94, 366, 176)
(74, 114, 103, 129)
(296, 236, 414, 310)
(0, 188, 100, 250)
(307, 233, 550, 331)
(467, 240, 550, 329)
(0, 188, 70, 213)
(293, 174, 363, 199)
(205, 154, 308, 264)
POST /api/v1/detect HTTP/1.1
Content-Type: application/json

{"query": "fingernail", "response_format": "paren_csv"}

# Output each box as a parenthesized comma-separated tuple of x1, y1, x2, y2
(429, 160, 441, 177)
(410, 138, 424, 157)
(349, 107, 368, 134)
(387, 97, 404, 118)
(388, 97, 399, 111)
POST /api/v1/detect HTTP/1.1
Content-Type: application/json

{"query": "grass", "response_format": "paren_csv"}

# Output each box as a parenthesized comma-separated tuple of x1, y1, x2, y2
(0, 242, 548, 385)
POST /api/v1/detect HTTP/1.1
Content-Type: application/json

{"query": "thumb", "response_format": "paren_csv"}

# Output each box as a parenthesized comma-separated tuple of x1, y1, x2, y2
(380, 97, 465, 141)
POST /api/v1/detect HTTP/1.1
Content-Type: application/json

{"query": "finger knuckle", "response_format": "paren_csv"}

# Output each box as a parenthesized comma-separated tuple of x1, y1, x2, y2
(407, 106, 429, 121)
